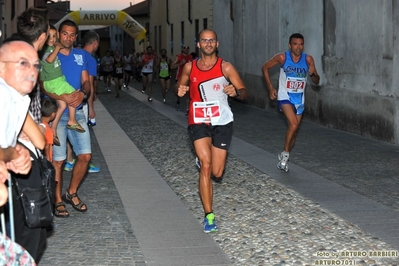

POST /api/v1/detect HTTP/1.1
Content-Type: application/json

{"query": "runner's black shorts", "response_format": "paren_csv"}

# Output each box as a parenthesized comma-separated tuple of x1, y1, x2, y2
(188, 122, 233, 151)
(141, 72, 153, 76)
(103, 70, 113, 77)
(159, 76, 171, 81)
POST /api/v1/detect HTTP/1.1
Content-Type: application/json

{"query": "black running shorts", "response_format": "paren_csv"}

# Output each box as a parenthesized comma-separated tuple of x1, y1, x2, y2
(188, 122, 233, 150)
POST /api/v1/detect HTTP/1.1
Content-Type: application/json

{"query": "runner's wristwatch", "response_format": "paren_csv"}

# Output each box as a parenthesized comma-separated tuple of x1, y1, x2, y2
(235, 88, 241, 98)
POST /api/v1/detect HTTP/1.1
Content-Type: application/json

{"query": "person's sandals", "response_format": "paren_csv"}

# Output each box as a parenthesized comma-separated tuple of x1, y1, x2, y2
(66, 123, 85, 133)
(53, 135, 61, 146)
(64, 190, 87, 212)
(54, 202, 69, 218)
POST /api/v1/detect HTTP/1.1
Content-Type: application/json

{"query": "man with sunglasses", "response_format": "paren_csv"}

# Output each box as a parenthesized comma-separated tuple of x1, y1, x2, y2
(177, 29, 247, 233)
(171, 44, 193, 113)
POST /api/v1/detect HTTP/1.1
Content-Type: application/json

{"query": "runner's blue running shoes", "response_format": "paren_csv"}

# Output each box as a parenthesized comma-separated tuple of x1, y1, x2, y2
(204, 213, 218, 233)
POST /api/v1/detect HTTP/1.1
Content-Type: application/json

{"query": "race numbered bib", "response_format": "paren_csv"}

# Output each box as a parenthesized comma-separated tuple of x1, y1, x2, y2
(193, 101, 220, 123)
(144, 65, 153, 71)
(160, 64, 168, 71)
(116, 67, 123, 74)
(286, 77, 306, 93)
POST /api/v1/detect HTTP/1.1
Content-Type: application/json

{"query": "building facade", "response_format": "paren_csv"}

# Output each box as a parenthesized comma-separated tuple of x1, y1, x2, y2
(149, 0, 212, 57)
(149, 0, 399, 144)
(213, 0, 399, 143)
(0, 0, 72, 44)
(0, 0, 35, 43)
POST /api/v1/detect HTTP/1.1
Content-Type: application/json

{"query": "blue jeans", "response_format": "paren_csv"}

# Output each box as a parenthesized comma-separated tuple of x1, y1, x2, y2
(53, 109, 91, 161)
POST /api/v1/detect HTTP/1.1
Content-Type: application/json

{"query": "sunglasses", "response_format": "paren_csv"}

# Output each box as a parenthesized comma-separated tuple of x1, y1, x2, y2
(183, 46, 189, 49)
(200, 39, 217, 44)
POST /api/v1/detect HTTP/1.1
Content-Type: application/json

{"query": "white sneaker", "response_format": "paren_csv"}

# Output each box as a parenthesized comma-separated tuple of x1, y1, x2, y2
(107, 87, 111, 92)
(277, 152, 289, 172)
(163, 99, 166, 103)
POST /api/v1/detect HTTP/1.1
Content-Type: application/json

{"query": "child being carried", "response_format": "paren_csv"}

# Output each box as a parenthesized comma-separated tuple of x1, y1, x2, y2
(40, 24, 85, 146)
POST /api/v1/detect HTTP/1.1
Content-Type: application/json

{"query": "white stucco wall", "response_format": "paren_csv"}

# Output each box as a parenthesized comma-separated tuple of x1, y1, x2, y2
(213, 0, 399, 143)
(150, 0, 213, 58)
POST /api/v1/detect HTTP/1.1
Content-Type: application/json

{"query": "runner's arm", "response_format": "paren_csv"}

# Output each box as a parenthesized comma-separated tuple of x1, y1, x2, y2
(222, 61, 247, 100)
(262, 53, 285, 100)
(177, 62, 192, 97)
(306, 55, 320, 85)
(170, 56, 181, 69)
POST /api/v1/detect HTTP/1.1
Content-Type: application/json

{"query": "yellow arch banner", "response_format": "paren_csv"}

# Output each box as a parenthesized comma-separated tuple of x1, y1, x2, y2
(54, 10, 147, 40)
